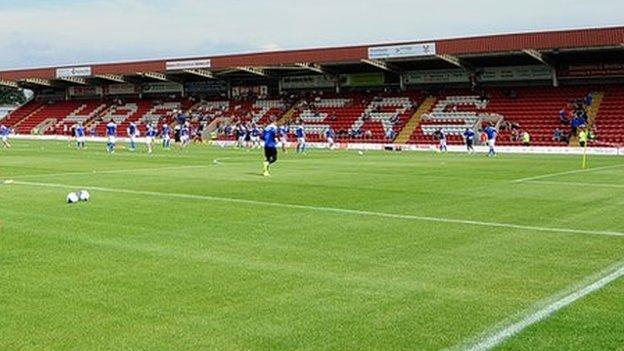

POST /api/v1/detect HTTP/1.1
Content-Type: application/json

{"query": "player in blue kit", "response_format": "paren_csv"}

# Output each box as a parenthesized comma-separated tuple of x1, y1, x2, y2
(161, 123, 171, 149)
(434, 128, 447, 153)
(1, 124, 11, 148)
(262, 118, 279, 177)
(106, 119, 117, 153)
(296, 123, 306, 153)
(127, 122, 138, 151)
(325, 127, 335, 150)
(250, 125, 261, 149)
(145, 124, 157, 154)
(463, 128, 475, 154)
(180, 123, 190, 147)
(75, 122, 86, 149)
(278, 125, 289, 153)
(484, 124, 498, 157)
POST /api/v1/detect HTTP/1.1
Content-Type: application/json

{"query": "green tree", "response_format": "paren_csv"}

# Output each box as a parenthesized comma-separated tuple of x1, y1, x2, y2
(0, 87, 27, 105)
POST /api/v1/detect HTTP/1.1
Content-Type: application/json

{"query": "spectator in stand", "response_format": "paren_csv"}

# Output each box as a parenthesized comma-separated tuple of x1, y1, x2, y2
(553, 128, 564, 142)
(584, 92, 593, 107)
(570, 116, 585, 135)
(559, 107, 571, 125)
(522, 131, 531, 147)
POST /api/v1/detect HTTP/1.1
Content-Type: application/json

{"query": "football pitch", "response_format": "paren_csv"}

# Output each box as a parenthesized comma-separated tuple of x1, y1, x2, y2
(1, 140, 623, 351)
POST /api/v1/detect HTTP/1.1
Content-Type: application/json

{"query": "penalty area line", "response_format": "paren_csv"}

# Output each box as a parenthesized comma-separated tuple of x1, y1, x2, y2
(451, 261, 624, 351)
(8, 180, 624, 238)
(512, 164, 624, 183)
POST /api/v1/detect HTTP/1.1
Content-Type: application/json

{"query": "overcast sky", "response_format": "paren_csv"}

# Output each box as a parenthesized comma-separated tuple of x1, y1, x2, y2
(0, 0, 623, 69)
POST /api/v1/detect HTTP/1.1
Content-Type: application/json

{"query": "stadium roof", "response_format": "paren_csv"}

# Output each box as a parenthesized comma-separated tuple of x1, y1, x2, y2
(1, 26, 623, 89)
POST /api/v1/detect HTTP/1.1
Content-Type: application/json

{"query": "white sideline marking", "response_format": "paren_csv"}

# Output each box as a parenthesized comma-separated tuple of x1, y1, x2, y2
(456, 262, 624, 351)
(8, 180, 624, 238)
(11, 165, 209, 180)
(513, 164, 624, 183)
(525, 180, 624, 189)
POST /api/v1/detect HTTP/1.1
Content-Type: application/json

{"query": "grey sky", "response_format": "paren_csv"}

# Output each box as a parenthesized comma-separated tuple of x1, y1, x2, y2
(0, 0, 623, 69)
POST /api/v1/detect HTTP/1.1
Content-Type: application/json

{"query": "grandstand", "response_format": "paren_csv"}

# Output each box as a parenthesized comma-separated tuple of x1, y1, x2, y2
(2, 26, 624, 148)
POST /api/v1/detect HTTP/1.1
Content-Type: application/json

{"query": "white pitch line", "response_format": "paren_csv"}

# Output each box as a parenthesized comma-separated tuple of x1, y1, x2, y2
(455, 261, 624, 351)
(513, 164, 624, 183)
(525, 180, 624, 189)
(9, 164, 209, 180)
(8, 180, 624, 238)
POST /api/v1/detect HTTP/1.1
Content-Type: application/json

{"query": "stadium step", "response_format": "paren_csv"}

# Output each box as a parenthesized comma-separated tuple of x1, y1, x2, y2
(13, 104, 46, 129)
(569, 91, 603, 147)
(276, 99, 302, 125)
(394, 96, 437, 144)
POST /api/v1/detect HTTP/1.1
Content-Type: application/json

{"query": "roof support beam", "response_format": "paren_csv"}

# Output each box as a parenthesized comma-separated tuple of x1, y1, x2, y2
(236, 66, 267, 77)
(294, 62, 326, 74)
(360, 59, 401, 74)
(95, 74, 126, 83)
(436, 54, 474, 72)
(523, 49, 557, 67)
(136, 72, 169, 82)
(523, 49, 559, 87)
(21, 78, 53, 87)
(57, 77, 87, 85)
(0, 79, 19, 88)
(183, 69, 214, 79)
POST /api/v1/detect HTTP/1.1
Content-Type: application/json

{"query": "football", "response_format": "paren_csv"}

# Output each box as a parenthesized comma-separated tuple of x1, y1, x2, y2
(66, 192, 79, 204)
(79, 190, 91, 202)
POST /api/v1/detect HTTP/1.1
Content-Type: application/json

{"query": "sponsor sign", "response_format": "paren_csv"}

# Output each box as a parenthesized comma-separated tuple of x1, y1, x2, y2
(559, 63, 624, 77)
(142, 82, 183, 94)
(368, 42, 436, 60)
(68, 86, 103, 97)
(106, 84, 139, 95)
(185, 81, 228, 93)
(231, 85, 268, 97)
(166, 59, 212, 71)
(403, 66, 552, 85)
(342, 72, 385, 87)
(56, 66, 92, 78)
(280, 75, 335, 89)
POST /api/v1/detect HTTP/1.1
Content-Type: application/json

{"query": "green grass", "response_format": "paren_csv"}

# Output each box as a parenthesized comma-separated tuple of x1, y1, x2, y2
(1, 140, 623, 351)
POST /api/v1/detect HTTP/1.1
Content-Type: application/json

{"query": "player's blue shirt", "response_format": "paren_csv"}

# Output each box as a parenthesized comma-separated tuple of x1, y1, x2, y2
(464, 129, 475, 141)
(106, 122, 117, 136)
(325, 128, 335, 138)
(146, 126, 157, 137)
(162, 125, 170, 136)
(484, 126, 497, 140)
(437, 130, 446, 140)
(263, 124, 278, 148)
(1, 125, 9, 136)
(181, 127, 189, 136)
(237, 126, 247, 137)
(128, 123, 137, 136)
(251, 127, 260, 137)
(76, 126, 85, 137)
(296, 126, 305, 138)
(279, 126, 289, 136)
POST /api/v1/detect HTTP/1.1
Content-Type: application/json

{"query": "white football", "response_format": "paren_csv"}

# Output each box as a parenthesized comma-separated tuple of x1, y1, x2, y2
(67, 192, 80, 204)
(79, 190, 91, 202)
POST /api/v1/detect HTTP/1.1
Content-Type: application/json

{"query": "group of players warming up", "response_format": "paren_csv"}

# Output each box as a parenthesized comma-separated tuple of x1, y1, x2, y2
(434, 123, 498, 157)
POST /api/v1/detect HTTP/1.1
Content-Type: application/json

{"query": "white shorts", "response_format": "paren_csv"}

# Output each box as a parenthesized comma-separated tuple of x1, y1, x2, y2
(297, 137, 306, 144)
(146, 137, 154, 144)
(238, 136, 245, 143)
(280, 137, 288, 143)
(182, 135, 190, 142)
(488, 138, 496, 147)
(440, 139, 447, 147)
(2, 136, 8, 142)
(327, 137, 334, 144)
(108, 136, 116, 144)
(77, 136, 85, 143)
(251, 136, 260, 143)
